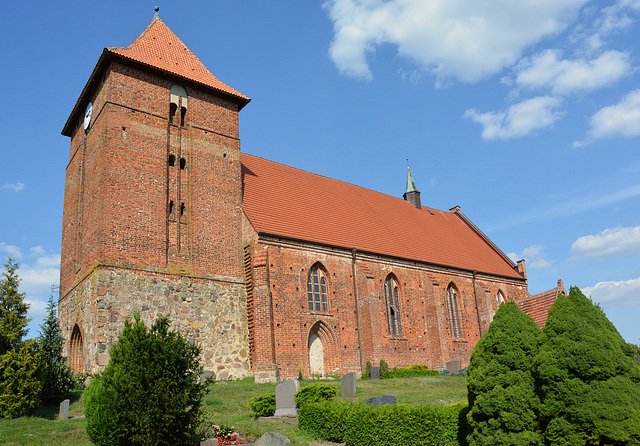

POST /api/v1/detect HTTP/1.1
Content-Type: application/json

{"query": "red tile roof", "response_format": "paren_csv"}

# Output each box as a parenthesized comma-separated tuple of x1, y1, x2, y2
(517, 280, 566, 328)
(63, 18, 249, 136)
(108, 18, 250, 104)
(241, 153, 524, 280)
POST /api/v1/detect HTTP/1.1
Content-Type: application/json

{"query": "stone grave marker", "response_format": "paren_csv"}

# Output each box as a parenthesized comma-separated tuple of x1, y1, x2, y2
(59, 399, 70, 420)
(370, 366, 380, 380)
(255, 431, 292, 446)
(446, 360, 461, 375)
(274, 378, 300, 416)
(341, 372, 357, 402)
(365, 394, 397, 406)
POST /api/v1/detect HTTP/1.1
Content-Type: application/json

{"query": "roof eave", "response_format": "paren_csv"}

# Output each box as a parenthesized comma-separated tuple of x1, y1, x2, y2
(61, 50, 251, 137)
(257, 231, 526, 282)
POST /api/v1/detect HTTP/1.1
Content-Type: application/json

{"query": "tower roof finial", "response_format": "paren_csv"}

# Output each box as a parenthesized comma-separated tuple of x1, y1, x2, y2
(153, 4, 160, 20)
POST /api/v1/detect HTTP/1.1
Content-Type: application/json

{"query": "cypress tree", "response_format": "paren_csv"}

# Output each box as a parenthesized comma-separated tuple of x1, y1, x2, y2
(38, 295, 75, 401)
(0, 257, 30, 355)
(466, 301, 543, 446)
(535, 287, 640, 445)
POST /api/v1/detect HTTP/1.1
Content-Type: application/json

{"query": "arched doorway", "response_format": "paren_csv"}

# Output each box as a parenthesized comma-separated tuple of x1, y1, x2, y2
(69, 324, 85, 374)
(308, 331, 325, 376)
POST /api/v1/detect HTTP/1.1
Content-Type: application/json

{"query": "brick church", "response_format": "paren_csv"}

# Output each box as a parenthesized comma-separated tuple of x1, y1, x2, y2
(59, 14, 562, 382)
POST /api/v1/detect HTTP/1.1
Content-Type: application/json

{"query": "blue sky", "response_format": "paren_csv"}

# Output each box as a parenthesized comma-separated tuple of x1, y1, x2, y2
(1, 1, 639, 344)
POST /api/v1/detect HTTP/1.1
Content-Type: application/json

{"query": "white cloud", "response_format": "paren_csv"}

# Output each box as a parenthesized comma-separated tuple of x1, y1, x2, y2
(587, 89, 640, 139)
(0, 243, 23, 260)
(515, 49, 630, 95)
(583, 276, 640, 307)
(571, 226, 640, 258)
(1, 182, 25, 192)
(508, 244, 553, 269)
(323, 0, 587, 83)
(464, 96, 563, 140)
(585, 0, 640, 51)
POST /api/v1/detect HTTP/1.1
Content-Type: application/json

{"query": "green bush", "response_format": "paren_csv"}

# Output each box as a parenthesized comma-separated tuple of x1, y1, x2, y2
(381, 364, 439, 379)
(299, 399, 465, 446)
(0, 339, 43, 418)
(248, 393, 276, 418)
(84, 314, 209, 445)
(534, 287, 640, 445)
(466, 301, 542, 446)
(294, 383, 338, 408)
(363, 360, 372, 379)
(379, 359, 389, 374)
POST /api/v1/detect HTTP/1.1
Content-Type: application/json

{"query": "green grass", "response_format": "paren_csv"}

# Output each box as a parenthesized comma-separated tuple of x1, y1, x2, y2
(0, 376, 468, 446)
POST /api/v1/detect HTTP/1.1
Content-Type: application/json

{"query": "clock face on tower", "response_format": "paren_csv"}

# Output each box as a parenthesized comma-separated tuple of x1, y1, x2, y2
(84, 102, 93, 132)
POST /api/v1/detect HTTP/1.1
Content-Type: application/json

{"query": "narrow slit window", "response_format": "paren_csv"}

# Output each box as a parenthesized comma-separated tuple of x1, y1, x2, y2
(169, 103, 177, 124)
(169, 201, 174, 215)
(168, 155, 176, 166)
(180, 203, 185, 217)
(385, 276, 402, 337)
(180, 158, 186, 170)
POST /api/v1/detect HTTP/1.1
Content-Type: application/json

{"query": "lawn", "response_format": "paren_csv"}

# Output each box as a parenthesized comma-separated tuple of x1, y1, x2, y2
(0, 376, 468, 446)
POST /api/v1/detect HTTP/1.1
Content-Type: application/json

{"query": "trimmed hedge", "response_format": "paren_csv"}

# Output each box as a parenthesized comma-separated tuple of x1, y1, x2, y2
(294, 383, 338, 408)
(381, 364, 440, 379)
(299, 400, 466, 446)
(248, 393, 276, 418)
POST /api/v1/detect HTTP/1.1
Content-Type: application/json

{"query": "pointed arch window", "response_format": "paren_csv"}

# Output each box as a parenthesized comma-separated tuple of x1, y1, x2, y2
(447, 284, 462, 338)
(384, 275, 402, 337)
(497, 291, 506, 306)
(307, 264, 328, 312)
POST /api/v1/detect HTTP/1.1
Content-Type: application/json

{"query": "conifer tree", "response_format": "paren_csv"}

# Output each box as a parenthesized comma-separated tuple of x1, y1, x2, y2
(38, 295, 75, 401)
(534, 287, 640, 445)
(0, 257, 30, 355)
(466, 301, 543, 446)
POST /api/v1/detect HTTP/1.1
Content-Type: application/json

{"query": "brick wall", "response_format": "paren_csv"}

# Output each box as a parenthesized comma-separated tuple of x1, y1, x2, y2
(245, 235, 529, 379)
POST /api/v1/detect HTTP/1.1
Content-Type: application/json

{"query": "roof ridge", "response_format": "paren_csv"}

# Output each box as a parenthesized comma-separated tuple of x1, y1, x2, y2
(241, 152, 439, 213)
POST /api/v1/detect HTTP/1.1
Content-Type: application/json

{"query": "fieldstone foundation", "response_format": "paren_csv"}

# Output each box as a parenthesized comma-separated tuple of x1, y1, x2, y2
(60, 266, 250, 379)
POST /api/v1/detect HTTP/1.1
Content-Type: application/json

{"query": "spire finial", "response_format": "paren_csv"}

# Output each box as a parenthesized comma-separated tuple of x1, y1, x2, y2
(153, 4, 160, 20)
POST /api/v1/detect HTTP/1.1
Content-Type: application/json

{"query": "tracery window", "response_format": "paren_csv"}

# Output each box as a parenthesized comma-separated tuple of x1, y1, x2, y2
(307, 264, 328, 312)
(384, 275, 402, 337)
(447, 284, 462, 338)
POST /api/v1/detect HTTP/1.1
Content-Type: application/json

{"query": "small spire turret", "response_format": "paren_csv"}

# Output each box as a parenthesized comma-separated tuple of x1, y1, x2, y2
(403, 164, 422, 209)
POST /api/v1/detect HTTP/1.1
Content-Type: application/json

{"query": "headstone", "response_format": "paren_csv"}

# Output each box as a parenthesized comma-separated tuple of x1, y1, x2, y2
(200, 438, 218, 446)
(59, 399, 70, 420)
(274, 378, 300, 416)
(255, 431, 292, 446)
(446, 360, 461, 374)
(341, 372, 357, 402)
(365, 394, 397, 406)
(370, 366, 380, 380)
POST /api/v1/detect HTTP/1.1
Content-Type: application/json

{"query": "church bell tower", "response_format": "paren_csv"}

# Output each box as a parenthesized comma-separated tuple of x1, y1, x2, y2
(59, 14, 252, 378)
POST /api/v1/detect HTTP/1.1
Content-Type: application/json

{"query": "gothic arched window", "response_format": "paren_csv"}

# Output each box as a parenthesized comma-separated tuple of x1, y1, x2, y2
(385, 275, 402, 337)
(447, 284, 462, 338)
(307, 264, 328, 312)
(497, 291, 506, 306)
(169, 84, 188, 126)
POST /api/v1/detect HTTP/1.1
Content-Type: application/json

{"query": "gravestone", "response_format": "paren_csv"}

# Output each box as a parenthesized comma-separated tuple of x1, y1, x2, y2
(341, 372, 357, 402)
(255, 431, 292, 446)
(365, 394, 397, 406)
(274, 378, 300, 416)
(446, 360, 461, 374)
(370, 366, 380, 380)
(59, 399, 70, 420)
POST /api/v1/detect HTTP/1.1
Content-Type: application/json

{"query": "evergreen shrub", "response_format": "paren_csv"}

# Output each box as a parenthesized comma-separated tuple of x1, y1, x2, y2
(84, 314, 209, 446)
(381, 364, 439, 379)
(0, 339, 43, 418)
(294, 383, 338, 408)
(248, 393, 276, 418)
(299, 399, 465, 446)
(363, 360, 372, 379)
(379, 359, 389, 374)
